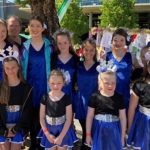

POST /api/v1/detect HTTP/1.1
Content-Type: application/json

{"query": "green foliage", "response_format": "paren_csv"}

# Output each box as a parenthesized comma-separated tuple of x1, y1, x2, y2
(100, 0, 138, 29)
(56, 0, 89, 43)
(15, 0, 29, 7)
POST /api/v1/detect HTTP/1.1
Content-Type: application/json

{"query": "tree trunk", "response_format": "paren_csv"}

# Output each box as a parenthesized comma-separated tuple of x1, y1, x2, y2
(29, 0, 60, 39)
(44, 0, 60, 39)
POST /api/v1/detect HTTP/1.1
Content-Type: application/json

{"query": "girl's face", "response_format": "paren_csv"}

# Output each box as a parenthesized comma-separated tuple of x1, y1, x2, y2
(83, 42, 96, 61)
(112, 34, 126, 50)
(57, 35, 71, 53)
(48, 75, 64, 92)
(0, 23, 7, 42)
(28, 19, 44, 38)
(99, 74, 116, 95)
(4, 60, 19, 78)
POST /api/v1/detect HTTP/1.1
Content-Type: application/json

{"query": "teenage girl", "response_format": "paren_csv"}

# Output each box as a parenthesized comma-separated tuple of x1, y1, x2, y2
(106, 28, 132, 109)
(74, 38, 98, 150)
(21, 16, 52, 149)
(37, 69, 78, 150)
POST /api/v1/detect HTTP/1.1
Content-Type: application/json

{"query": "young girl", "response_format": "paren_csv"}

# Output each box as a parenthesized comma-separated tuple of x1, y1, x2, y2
(74, 38, 99, 150)
(52, 29, 78, 103)
(37, 70, 78, 150)
(106, 28, 132, 109)
(127, 61, 150, 150)
(86, 65, 126, 150)
(21, 16, 52, 149)
(0, 18, 19, 80)
(0, 52, 32, 150)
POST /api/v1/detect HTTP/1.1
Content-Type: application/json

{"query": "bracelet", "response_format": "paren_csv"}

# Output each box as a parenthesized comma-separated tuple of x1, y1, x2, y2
(86, 132, 91, 136)
(43, 127, 48, 133)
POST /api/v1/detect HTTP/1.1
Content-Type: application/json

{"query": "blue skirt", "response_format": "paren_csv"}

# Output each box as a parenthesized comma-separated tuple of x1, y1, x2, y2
(0, 111, 24, 144)
(37, 123, 78, 148)
(90, 119, 122, 150)
(127, 111, 150, 150)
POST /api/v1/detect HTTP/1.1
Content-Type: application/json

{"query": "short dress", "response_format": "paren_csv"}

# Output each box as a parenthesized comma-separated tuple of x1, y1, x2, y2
(127, 81, 150, 150)
(37, 94, 78, 149)
(0, 82, 32, 144)
(88, 92, 125, 150)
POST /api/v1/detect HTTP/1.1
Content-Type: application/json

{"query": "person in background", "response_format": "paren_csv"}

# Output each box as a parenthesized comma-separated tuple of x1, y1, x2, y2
(0, 18, 19, 80)
(37, 70, 78, 150)
(74, 38, 98, 150)
(106, 28, 132, 109)
(21, 16, 52, 150)
(6, 16, 27, 51)
(0, 51, 32, 150)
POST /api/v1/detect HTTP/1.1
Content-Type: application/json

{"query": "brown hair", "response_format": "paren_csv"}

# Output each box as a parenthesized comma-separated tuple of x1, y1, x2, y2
(0, 19, 8, 41)
(0, 57, 24, 104)
(49, 69, 65, 81)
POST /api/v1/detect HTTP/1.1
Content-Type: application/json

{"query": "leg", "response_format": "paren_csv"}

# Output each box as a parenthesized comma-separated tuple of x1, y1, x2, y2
(0, 142, 11, 150)
(57, 146, 67, 150)
(10, 143, 21, 150)
(30, 107, 43, 150)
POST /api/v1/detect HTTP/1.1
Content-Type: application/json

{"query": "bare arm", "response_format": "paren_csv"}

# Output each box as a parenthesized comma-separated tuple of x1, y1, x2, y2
(86, 107, 95, 146)
(40, 104, 55, 143)
(119, 109, 126, 146)
(128, 91, 139, 131)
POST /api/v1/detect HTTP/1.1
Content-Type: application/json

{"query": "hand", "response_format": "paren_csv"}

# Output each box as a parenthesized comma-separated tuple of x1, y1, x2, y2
(46, 133, 55, 144)
(86, 136, 92, 147)
(7, 130, 16, 138)
(54, 136, 63, 145)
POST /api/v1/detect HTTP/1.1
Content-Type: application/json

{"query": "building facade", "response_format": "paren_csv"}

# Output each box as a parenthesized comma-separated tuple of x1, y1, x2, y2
(80, 0, 150, 28)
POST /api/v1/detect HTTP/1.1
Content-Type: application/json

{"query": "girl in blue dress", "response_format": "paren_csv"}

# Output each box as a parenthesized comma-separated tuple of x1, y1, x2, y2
(106, 28, 132, 109)
(37, 70, 78, 150)
(21, 16, 52, 149)
(0, 52, 32, 150)
(52, 29, 78, 104)
(74, 38, 98, 150)
(0, 19, 19, 80)
(127, 61, 150, 150)
(86, 68, 126, 150)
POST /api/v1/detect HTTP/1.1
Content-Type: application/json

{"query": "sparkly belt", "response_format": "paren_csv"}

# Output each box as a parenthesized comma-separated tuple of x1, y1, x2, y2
(6, 105, 21, 112)
(95, 114, 119, 122)
(46, 115, 66, 125)
(139, 105, 150, 116)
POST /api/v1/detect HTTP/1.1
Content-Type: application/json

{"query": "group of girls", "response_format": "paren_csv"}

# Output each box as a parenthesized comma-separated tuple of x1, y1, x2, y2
(0, 14, 150, 150)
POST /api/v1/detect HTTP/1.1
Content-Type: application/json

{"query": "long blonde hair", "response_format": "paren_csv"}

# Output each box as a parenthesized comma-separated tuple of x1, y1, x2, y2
(0, 57, 24, 104)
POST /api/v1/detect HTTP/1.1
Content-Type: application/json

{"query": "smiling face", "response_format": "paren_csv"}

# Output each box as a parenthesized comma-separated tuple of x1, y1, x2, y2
(3, 59, 19, 79)
(112, 34, 126, 51)
(28, 19, 44, 38)
(48, 75, 64, 92)
(56, 35, 71, 54)
(99, 72, 116, 96)
(83, 41, 96, 61)
(0, 23, 7, 43)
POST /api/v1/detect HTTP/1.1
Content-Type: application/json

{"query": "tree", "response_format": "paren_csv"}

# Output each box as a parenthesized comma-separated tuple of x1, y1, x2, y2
(59, 0, 89, 43)
(100, 0, 138, 28)
(16, 0, 60, 39)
